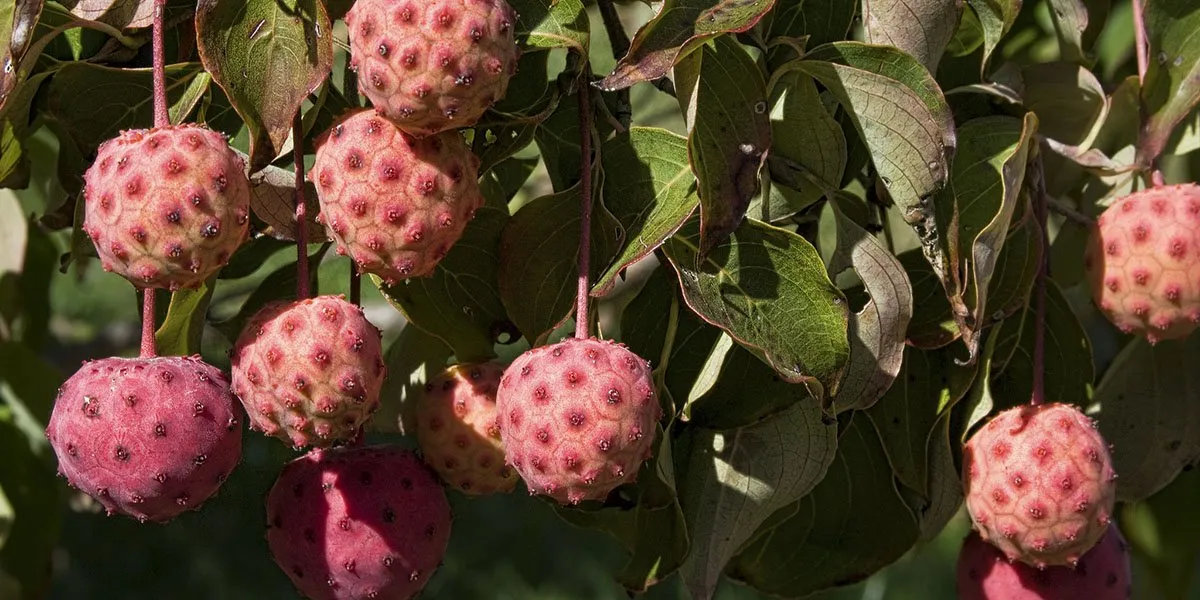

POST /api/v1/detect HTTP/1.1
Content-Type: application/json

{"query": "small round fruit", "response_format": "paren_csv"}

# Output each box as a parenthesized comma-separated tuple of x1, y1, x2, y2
(310, 109, 485, 283)
(962, 402, 1117, 568)
(416, 361, 517, 495)
(231, 295, 386, 448)
(1084, 183, 1200, 342)
(266, 445, 452, 600)
(82, 124, 250, 290)
(496, 337, 661, 505)
(957, 525, 1132, 599)
(45, 355, 244, 523)
(345, 0, 520, 136)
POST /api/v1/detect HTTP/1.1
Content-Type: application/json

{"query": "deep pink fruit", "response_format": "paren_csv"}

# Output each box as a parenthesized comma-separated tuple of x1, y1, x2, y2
(82, 124, 250, 290)
(266, 445, 452, 600)
(310, 109, 485, 283)
(963, 403, 1118, 568)
(496, 337, 661, 505)
(957, 525, 1132, 599)
(344, 0, 519, 136)
(231, 295, 386, 448)
(44, 356, 243, 523)
(417, 361, 517, 495)
(1084, 183, 1200, 342)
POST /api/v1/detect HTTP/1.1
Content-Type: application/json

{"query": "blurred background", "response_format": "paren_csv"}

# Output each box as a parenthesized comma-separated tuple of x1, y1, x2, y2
(3, 1, 1200, 599)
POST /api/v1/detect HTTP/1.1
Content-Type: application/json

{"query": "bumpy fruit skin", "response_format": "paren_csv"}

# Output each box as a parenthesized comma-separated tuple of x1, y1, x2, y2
(416, 362, 518, 495)
(344, 0, 519, 136)
(44, 356, 243, 523)
(231, 295, 386, 448)
(82, 124, 251, 290)
(266, 445, 452, 600)
(311, 109, 485, 283)
(957, 525, 1132, 599)
(1084, 183, 1200, 342)
(496, 337, 661, 505)
(963, 403, 1117, 568)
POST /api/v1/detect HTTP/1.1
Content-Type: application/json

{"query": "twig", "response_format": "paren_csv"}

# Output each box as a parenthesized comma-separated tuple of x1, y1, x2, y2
(1047, 197, 1095, 228)
(1030, 152, 1049, 406)
(1133, 0, 1149, 87)
(152, 0, 168, 128)
(597, 0, 632, 129)
(294, 112, 310, 299)
(574, 75, 595, 340)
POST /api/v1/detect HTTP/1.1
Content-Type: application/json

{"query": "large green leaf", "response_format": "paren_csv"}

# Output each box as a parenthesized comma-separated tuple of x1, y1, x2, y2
(765, 0, 856, 50)
(966, 0, 1022, 71)
(195, 0, 333, 172)
(155, 281, 216, 357)
(674, 35, 770, 257)
(376, 160, 526, 363)
(862, 0, 963, 71)
(43, 61, 211, 154)
(828, 198, 913, 413)
(593, 127, 698, 294)
(763, 71, 846, 211)
(1016, 62, 1105, 147)
(509, 0, 588, 53)
(940, 114, 1037, 338)
(597, 0, 776, 91)
(1092, 335, 1200, 502)
(728, 416, 920, 596)
(375, 324, 453, 435)
(663, 218, 850, 395)
(497, 174, 622, 344)
(1138, 0, 1200, 166)
(675, 399, 837, 600)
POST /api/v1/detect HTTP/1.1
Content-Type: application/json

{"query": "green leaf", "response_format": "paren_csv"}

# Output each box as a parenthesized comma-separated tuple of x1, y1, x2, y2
(375, 325, 453, 435)
(0, 340, 64, 436)
(598, 0, 777, 91)
(675, 399, 837, 600)
(0, 68, 52, 189)
(988, 280, 1094, 409)
(241, 156, 323, 242)
(1017, 62, 1105, 146)
(593, 127, 699, 294)
(942, 114, 1037, 336)
(1046, 0, 1089, 63)
(900, 248, 959, 348)
(1120, 466, 1200, 599)
(497, 175, 622, 344)
(765, 0, 856, 50)
(43, 61, 210, 155)
(0, 1, 44, 114)
(195, 0, 333, 172)
(728, 416, 920, 597)
(510, 0, 588, 53)
(862, 0, 963, 71)
(960, 0, 1017, 70)
(1092, 335, 1200, 502)
(762, 70, 846, 209)
(674, 35, 771, 258)
(533, 88, 587, 193)
(0, 418, 61, 600)
(866, 345, 975, 497)
(828, 198, 913, 413)
(1137, 0, 1200, 166)
(155, 281, 215, 357)
(375, 160, 522, 363)
(663, 218, 850, 395)
(916, 414, 965, 541)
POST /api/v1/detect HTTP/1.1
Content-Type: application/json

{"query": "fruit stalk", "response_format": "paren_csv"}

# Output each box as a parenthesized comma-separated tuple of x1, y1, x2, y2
(1031, 152, 1048, 406)
(575, 76, 594, 340)
(140, 290, 156, 357)
(293, 112, 310, 299)
(140, 0, 168, 359)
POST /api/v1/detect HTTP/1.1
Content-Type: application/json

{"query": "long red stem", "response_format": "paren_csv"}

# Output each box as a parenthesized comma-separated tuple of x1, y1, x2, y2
(140, 290, 157, 358)
(574, 83, 594, 340)
(152, 0, 168, 128)
(294, 112, 310, 299)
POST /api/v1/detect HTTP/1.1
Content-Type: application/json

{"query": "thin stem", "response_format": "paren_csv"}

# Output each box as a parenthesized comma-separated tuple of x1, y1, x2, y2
(1047, 197, 1095, 228)
(140, 289, 157, 358)
(294, 112, 311, 299)
(349, 263, 362, 306)
(574, 78, 594, 340)
(1132, 0, 1149, 87)
(597, 0, 632, 129)
(151, 0, 168, 128)
(1031, 153, 1049, 406)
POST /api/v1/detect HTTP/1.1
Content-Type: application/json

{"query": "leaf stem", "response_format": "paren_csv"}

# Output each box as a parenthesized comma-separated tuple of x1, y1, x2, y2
(294, 112, 310, 299)
(597, 0, 632, 129)
(152, 0, 168, 128)
(140, 289, 157, 357)
(575, 75, 594, 340)
(1030, 152, 1049, 406)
